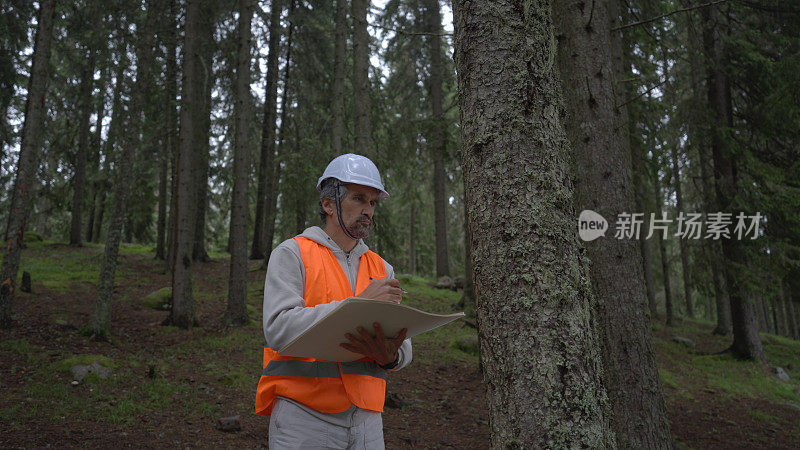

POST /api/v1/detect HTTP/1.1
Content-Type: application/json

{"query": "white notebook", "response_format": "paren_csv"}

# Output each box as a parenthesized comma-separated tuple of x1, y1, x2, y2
(279, 297, 466, 362)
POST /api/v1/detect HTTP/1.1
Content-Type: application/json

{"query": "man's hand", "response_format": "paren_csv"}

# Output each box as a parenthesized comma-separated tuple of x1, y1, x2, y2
(339, 322, 407, 366)
(357, 278, 402, 303)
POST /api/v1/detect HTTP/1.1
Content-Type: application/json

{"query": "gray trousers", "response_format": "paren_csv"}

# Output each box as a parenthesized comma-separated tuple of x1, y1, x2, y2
(268, 398, 385, 450)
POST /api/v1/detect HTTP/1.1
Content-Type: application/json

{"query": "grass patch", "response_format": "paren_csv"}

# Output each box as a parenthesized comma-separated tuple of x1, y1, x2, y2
(17, 241, 137, 293)
(654, 318, 800, 404)
(54, 354, 118, 371)
(394, 275, 477, 364)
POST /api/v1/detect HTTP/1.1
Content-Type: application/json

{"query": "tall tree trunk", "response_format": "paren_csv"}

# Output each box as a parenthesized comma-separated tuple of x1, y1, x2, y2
(408, 200, 416, 275)
(702, 5, 764, 361)
(70, 49, 97, 246)
(88, 2, 156, 336)
(654, 169, 675, 326)
(250, 0, 282, 260)
(351, 0, 372, 156)
(453, 1, 614, 446)
(0, 0, 56, 329)
(425, 0, 450, 278)
(460, 192, 474, 309)
(670, 144, 693, 318)
(553, 1, 671, 446)
(784, 278, 799, 340)
(331, 0, 346, 156)
(155, 140, 168, 259)
(165, 0, 179, 269)
(659, 45, 694, 320)
(192, 6, 215, 263)
(168, 0, 202, 329)
(226, 0, 253, 327)
(86, 67, 107, 243)
(93, 57, 127, 244)
(261, 0, 295, 266)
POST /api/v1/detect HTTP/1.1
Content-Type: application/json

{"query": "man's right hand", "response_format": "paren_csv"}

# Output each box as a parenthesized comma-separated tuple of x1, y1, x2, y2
(358, 278, 403, 303)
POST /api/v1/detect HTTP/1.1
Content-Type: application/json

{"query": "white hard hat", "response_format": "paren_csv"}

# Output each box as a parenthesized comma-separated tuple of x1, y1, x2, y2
(316, 153, 389, 198)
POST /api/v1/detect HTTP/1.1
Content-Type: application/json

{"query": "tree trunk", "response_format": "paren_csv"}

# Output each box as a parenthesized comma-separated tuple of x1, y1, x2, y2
(351, 0, 372, 156)
(331, 0, 346, 156)
(250, 0, 282, 260)
(89, 1, 156, 336)
(653, 170, 674, 326)
(226, 0, 253, 327)
(70, 49, 97, 247)
(702, 4, 764, 361)
(0, 0, 56, 329)
(782, 279, 797, 339)
(629, 113, 657, 319)
(553, 0, 672, 446)
(165, 0, 179, 269)
(168, 0, 202, 329)
(156, 0, 178, 262)
(86, 67, 107, 243)
(93, 57, 127, 244)
(192, 6, 215, 263)
(452, 1, 615, 446)
(670, 143, 693, 318)
(261, 0, 295, 266)
(408, 200, 416, 275)
(425, 0, 450, 278)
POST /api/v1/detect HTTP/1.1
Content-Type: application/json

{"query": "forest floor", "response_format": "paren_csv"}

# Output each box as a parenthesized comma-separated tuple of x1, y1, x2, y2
(1, 241, 799, 449)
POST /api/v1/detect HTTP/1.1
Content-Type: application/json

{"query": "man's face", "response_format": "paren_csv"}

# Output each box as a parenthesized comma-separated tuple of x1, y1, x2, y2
(325, 183, 381, 239)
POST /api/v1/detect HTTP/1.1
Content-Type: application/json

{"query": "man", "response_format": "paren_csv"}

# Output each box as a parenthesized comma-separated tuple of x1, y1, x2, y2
(255, 153, 412, 449)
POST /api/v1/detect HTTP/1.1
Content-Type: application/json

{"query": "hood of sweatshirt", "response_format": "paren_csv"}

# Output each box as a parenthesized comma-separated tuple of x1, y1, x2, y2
(298, 226, 369, 259)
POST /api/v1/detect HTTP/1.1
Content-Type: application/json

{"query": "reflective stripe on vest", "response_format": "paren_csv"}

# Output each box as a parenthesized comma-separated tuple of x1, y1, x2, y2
(262, 360, 388, 381)
(254, 236, 389, 416)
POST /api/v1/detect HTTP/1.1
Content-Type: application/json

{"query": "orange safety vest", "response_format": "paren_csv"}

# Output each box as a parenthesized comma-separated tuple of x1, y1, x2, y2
(254, 236, 389, 416)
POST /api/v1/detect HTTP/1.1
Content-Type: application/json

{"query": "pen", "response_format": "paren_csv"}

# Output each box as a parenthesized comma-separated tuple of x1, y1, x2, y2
(370, 276, 409, 294)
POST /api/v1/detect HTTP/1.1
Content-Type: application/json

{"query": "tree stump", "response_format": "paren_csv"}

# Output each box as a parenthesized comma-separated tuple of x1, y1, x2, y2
(21, 271, 32, 293)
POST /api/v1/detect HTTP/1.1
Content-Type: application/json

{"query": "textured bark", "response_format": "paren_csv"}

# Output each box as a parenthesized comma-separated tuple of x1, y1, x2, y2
(554, 0, 671, 447)
(168, 0, 202, 329)
(331, 0, 346, 156)
(0, 0, 56, 329)
(654, 171, 674, 326)
(225, 0, 253, 327)
(425, 0, 450, 278)
(69, 49, 96, 247)
(702, 5, 764, 361)
(453, 1, 614, 447)
(351, 0, 372, 156)
(460, 193, 474, 308)
(250, 0, 282, 260)
(89, 2, 156, 336)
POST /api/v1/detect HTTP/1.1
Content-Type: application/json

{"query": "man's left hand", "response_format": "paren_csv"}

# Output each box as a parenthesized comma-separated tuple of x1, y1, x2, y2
(340, 322, 407, 366)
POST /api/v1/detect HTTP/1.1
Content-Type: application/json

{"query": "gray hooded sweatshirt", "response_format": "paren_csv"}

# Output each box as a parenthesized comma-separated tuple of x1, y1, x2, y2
(262, 226, 412, 423)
